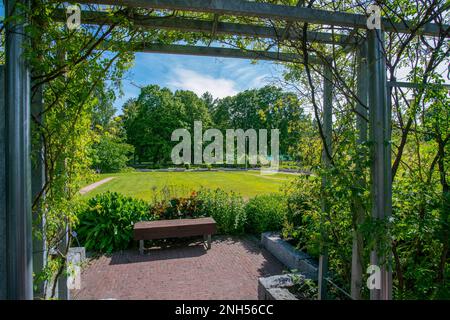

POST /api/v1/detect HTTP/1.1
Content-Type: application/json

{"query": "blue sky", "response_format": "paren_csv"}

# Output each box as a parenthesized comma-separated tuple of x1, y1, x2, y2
(114, 53, 284, 110)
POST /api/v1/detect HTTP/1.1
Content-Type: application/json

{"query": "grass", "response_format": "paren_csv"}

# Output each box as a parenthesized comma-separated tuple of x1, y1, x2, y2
(81, 170, 296, 202)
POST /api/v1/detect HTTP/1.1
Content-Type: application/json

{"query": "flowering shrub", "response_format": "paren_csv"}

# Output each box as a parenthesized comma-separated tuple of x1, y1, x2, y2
(149, 191, 204, 220)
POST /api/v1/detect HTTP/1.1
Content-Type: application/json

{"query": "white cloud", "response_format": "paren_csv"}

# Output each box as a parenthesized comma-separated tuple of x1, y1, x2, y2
(167, 68, 238, 99)
(249, 74, 271, 88)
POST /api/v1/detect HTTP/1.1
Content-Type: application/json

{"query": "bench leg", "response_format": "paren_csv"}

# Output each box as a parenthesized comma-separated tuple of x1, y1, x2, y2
(206, 234, 211, 250)
(139, 240, 144, 255)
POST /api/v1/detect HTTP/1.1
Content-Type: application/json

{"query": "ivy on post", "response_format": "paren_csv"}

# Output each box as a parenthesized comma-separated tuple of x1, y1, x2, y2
(318, 60, 333, 300)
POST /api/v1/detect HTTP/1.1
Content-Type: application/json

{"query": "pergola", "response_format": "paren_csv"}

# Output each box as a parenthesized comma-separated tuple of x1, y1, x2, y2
(1, 0, 448, 300)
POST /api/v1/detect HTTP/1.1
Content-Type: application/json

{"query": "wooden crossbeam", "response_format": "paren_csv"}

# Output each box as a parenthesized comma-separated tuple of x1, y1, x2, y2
(76, 0, 449, 37)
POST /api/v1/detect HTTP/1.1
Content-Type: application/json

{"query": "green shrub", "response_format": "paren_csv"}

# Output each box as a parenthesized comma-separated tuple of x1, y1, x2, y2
(245, 194, 287, 234)
(119, 166, 136, 173)
(282, 176, 321, 258)
(149, 190, 246, 234)
(76, 192, 151, 253)
(196, 189, 246, 234)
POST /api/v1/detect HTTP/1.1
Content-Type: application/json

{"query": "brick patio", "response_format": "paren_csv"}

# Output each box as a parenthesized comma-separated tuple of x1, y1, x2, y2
(71, 236, 285, 300)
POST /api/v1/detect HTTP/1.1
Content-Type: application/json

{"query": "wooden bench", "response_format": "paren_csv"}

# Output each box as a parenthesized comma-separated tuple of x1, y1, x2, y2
(133, 217, 217, 254)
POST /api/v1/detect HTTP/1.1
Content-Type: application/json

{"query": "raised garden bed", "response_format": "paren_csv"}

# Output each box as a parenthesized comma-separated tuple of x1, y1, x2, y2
(261, 232, 318, 280)
(259, 232, 321, 300)
(258, 273, 319, 300)
(258, 274, 297, 300)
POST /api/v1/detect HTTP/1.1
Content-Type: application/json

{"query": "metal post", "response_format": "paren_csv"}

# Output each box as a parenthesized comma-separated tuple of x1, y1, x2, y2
(351, 41, 368, 300)
(384, 70, 393, 301)
(318, 61, 333, 300)
(57, 223, 70, 300)
(367, 29, 392, 300)
(56, 49, 70, 300)
(0, 65, 6, 300)
(5, 0, 33, 300)
(31, 85, 47, 298)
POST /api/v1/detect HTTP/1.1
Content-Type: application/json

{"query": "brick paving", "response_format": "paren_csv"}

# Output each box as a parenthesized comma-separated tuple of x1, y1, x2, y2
(71, 236, 285, 300)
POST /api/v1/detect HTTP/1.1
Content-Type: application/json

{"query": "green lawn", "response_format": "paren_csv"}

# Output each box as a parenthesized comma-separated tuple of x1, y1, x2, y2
(81, 170, 297, 202)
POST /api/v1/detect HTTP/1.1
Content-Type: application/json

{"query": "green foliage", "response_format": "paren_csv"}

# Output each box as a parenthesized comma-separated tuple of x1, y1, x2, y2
(245, 194, 287, 234)
(196, 189, 247, 235)
(391, 175, 449, 299)
(90, 96, 134, 173)
(90, 130, 134, 173)
(282, 162, 368, 289)
(282, 176, 322, 258)
(290, 276, 318, 300)
(79, 188, 290, 253)
(122, 85, 212, 164)
(122, 85, 312, 166)
(76, 192, 151, 253)
(150, 189, 284, 236)
(212, 86, 310, 160)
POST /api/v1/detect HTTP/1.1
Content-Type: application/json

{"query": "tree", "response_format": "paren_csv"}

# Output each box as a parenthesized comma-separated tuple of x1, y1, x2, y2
(213, 86, 311, 159)
(174, 90, 213, 130)
(123, 85, 186, 163)
(90, 129, 134, 173)
(201, 91, 216, 114)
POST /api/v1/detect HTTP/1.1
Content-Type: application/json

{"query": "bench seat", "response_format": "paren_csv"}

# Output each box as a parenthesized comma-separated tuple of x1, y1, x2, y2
(133, 217, 217, 254)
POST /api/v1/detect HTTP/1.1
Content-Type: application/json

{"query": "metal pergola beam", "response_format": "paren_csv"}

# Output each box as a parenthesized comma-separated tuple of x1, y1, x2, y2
(31, 85, 46, 298)
(0, 65, 6, 301)
(388, 81, 450, 89)
(52, 9, 356, 45)
(126, 42, 320, 63)
(77, 0, 449, 37)
(318, 61, 333, 300)
(368, 29, 391, 300)
(351, 39, 368, 300)
(5, 0, 33, 300)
